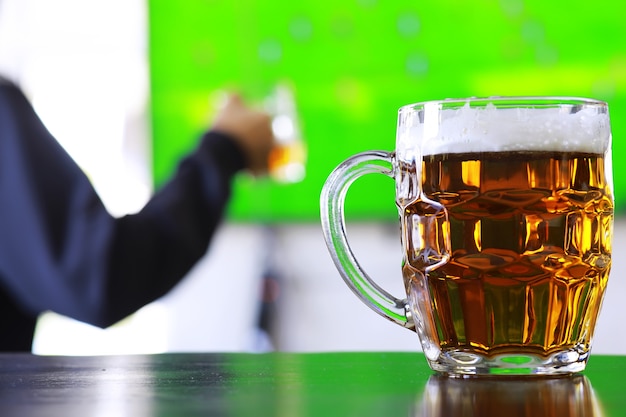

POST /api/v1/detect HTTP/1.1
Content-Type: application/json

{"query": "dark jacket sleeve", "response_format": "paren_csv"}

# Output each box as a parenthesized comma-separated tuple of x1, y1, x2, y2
(0, 77, 246, 328)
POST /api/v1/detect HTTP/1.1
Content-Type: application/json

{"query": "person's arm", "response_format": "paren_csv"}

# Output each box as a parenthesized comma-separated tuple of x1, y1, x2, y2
(0, 78, 269, 327)
(101, 130, 246, 326)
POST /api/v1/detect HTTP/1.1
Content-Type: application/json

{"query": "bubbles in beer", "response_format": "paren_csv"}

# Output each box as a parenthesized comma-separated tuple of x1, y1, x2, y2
(402, 151, 613, 360)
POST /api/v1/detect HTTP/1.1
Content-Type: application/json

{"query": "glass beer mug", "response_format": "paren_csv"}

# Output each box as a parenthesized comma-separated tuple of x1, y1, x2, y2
(320, 97, 613, 376)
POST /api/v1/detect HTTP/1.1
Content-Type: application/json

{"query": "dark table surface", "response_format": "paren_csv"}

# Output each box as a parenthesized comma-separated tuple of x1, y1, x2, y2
(0, 351, 623, 416)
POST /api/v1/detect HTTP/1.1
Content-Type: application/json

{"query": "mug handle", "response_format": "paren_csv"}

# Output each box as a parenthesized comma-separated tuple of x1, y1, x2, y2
(320, 150, 415, 331)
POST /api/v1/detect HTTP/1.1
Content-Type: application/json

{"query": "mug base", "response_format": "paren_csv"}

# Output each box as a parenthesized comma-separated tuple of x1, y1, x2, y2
(427, 348, 589, 377)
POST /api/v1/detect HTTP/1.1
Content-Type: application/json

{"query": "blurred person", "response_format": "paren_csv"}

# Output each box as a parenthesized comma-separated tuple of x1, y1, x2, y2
(0, 76, 274, 351)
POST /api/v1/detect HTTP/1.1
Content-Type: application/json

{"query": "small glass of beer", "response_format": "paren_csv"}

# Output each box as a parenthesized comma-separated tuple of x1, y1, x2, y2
(265, 83, 306, 183)
(321, 97, 613, 376)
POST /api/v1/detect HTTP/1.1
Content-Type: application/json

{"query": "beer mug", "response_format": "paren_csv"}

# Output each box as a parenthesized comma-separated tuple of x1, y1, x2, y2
(320, 97, 613, 376)
(265, 83, 306, 183)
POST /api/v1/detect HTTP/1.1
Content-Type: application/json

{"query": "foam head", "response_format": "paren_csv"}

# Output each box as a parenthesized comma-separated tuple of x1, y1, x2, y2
(397, 98, 611, 156)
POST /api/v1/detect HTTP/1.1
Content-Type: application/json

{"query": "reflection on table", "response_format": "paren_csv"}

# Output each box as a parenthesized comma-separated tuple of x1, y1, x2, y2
(415, 374, 601, 417)
(0, 352, 622, 416)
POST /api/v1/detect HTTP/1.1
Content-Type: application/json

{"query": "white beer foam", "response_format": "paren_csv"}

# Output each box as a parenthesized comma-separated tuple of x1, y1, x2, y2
(414, 103, 611, 155)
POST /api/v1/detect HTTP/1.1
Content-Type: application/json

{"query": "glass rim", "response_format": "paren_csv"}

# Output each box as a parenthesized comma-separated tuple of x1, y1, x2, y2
(399, 96, 608, 113)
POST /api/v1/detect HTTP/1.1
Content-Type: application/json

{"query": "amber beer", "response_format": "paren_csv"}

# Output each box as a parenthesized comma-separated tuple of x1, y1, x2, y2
(321, 97, 613, 375)
(266, 83, 306, 183)
(402, 150, 613, 361)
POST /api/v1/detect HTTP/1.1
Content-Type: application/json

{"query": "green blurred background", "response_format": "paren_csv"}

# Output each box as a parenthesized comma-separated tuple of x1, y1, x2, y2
(148, 0, 626, 222)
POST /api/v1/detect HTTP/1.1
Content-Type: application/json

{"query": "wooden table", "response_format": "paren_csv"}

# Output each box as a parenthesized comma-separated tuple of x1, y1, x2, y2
(0, 352, 623, 416)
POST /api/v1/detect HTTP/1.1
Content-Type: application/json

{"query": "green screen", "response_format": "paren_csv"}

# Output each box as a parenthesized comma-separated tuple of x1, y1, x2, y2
(148, 0, 626, 222)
